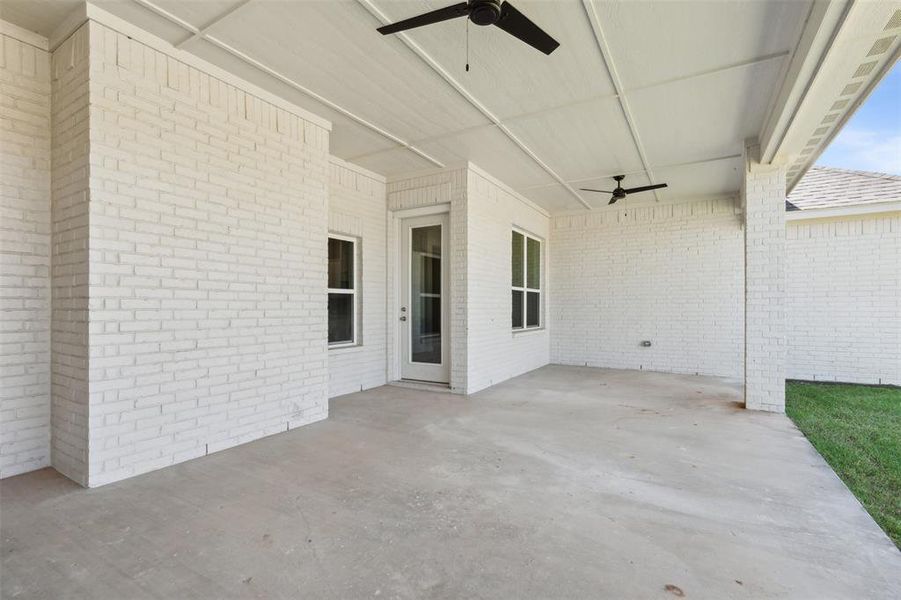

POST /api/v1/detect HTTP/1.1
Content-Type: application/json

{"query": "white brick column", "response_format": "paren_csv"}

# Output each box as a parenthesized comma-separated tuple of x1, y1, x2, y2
(50, 24, 91, 485)
(742, 143, 786, 412)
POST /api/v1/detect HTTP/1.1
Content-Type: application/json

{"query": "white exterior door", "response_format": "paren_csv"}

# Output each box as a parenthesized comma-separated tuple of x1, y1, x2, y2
(400, 214, 450, 383)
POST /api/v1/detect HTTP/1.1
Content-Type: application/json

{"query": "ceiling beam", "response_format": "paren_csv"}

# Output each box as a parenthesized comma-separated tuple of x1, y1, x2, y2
(581, 0, 661, 202)
(128, 0, 445, 168)
(174, 0, 252, 49)
(355, 0, 592, 210)
(624, 51, 790, 95)
(346, 123, 501, 162)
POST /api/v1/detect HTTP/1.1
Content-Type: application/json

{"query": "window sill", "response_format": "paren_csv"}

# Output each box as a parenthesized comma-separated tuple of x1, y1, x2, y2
(329, 343, 362, 353)
(512, 327, 546, 336)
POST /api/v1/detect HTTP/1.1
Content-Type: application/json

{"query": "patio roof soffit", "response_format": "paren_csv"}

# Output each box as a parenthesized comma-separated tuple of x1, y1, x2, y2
(758, 0, 901, 193)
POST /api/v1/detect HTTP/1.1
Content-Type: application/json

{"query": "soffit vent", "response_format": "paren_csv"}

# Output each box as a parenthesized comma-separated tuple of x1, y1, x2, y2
(852, 61, 877, 78)
(867, 36, 895, 56)
(784, 6, 900, 193)
(840, 81, 863, 96)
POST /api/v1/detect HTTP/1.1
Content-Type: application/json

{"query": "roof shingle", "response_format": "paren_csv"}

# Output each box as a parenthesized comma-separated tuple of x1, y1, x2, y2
(786, 166, 901, 211)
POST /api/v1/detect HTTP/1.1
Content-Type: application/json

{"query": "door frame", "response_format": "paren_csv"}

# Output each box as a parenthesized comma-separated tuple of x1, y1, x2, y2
(400, 213, 450, 383)
(389, 204, 452, 384)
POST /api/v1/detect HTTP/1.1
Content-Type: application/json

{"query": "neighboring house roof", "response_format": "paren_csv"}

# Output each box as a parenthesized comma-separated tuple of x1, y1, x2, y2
(786, 166, 901, 211)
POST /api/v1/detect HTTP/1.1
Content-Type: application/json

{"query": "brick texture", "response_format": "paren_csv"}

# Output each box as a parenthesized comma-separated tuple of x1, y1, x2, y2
(550, 198, 744, 378)
(743, 155, 787, 412)
(465, 168, 550, 394)
(1, 34, 52, 478)
(386, 165, 551, 394)
(50, 26, 92, 484)
(786, 213, 900, 385)
(328, 158, 388, 397)
(79, 22, 330, 486)
(387, 167, 468, 391)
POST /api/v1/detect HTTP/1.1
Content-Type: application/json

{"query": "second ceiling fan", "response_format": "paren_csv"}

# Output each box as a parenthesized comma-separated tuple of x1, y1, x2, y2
(581, 175, 668, 205)
(376, 0, 560, 55)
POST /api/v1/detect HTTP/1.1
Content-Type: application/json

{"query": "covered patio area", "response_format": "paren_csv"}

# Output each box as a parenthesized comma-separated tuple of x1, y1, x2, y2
(3, 366, 899, 598)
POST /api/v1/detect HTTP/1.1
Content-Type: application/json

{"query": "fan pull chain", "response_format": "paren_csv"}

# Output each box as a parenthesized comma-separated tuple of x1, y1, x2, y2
(465, 19, 470, 72)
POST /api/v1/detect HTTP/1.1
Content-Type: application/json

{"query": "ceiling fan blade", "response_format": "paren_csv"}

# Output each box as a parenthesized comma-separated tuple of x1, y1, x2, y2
(608, 196, 618, 205)
(494, 1, 560, 55)
(579, 188, 615, 193)
(377, 2, 469, 36)
(623, 183, 668, 194)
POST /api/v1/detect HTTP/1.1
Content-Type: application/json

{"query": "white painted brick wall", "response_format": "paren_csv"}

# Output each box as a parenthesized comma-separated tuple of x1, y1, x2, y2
(786, 213, 901, 385)
(387, 167, 468, 392)
(386, 165, 550, 394)
(743, 155, 787, 412)
(0, 34, 52, 478)
(50, 25, 92, 484)
(550, 198, 745, 378)
(328, 157, 388, 397)
(82, 22, 330, 486)
(465, 168, 550, 394)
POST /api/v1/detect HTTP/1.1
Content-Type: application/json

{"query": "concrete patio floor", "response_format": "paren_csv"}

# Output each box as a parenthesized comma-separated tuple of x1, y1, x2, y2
(2, 365, 900, 599)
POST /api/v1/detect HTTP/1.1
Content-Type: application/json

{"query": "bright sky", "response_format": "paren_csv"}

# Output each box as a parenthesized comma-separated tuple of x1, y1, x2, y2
(816, 60, 901, 175)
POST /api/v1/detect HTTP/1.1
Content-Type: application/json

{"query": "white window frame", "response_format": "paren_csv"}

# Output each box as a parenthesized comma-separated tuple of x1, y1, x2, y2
(328, 233, 358, 348)
(512, 229, 542, 331)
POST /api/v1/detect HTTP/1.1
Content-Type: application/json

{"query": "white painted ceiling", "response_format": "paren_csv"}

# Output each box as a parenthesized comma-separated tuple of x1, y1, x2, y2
(3, 0, 815, 213)
(0, 0, 83, 37)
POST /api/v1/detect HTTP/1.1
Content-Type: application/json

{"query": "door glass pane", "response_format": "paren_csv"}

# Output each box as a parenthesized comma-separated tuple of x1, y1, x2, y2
(328, 293, 353, 344)
(512, 290, 524, 329)
(511, 231, 524, 287)
(526, 291, 540, 327)
(328, 238, 353, 289)
(411, 225, 441, 364)
(527, 237, 540, 289)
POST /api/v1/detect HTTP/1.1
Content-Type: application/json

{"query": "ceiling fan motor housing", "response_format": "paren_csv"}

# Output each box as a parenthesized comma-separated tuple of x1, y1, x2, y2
(470, 0, 502, 26)
(612, 175, 626, 198)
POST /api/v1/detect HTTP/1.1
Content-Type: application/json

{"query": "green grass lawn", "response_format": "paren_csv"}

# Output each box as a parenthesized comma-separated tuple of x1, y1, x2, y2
(786, 381, 901, 548)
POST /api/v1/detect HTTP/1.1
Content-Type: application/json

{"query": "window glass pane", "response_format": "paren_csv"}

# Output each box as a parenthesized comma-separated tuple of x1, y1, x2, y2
(527, 237, 540, 289)
(412, 226, 441, 256)
(328, 238, 353, 289)
(512, 290, 524, 329)
(328, 293, 353, 344)
(526, 291, 540, 327)
(511, 231, 524, 287)
(411, 225, 442, 364)
(412, 296, 441, 363)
